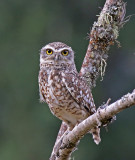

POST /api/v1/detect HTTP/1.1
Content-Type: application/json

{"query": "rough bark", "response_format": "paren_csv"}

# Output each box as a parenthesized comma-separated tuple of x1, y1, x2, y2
(79, 0, 126, 88)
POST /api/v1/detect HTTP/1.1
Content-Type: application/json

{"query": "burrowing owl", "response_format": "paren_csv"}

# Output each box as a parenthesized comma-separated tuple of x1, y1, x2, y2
(38, 42, 100, 144)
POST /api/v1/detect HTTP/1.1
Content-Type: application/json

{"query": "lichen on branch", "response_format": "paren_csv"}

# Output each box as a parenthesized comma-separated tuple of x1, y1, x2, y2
(80, 0, 126, 88)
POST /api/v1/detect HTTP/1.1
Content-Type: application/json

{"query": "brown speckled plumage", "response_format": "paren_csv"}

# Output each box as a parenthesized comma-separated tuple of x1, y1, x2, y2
(38, 42, 100, 144)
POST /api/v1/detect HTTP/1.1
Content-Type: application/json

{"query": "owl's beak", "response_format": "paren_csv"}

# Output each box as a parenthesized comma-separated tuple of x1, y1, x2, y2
(55, 55, 60, 62)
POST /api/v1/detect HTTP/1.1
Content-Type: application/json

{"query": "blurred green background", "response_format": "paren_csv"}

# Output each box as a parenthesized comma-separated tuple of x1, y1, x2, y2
(0, 0, 135, 160)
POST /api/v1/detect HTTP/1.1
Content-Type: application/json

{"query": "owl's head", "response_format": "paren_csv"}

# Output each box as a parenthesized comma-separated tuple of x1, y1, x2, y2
(40, 42, 75, 70)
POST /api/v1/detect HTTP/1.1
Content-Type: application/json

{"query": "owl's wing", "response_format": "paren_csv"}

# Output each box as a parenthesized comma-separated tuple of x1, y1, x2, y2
(62, 72, 96, 114)
(38, 70, 48, 103)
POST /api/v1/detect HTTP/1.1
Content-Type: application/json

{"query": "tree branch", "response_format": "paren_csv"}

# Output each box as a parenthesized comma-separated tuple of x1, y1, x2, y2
(50, 90, 135, 160)
(80, 0, 126, 88)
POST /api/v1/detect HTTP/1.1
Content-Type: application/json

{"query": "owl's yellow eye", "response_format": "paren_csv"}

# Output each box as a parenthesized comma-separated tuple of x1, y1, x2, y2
(46, 49, 53, 55)
(61, 50, 69, 56)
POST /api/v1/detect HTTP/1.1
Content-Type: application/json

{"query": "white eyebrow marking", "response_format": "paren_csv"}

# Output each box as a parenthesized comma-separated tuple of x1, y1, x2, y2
(41, 45, 72, 53)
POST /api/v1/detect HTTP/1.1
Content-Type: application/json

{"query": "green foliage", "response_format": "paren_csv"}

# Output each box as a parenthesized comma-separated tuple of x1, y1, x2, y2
(0, 0, 135, 160)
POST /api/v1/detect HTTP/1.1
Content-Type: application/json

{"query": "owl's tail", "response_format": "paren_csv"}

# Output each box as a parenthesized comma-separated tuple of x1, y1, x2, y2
(90, 127, 101, 145)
